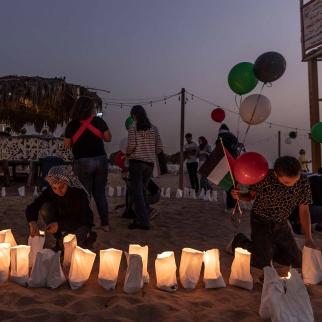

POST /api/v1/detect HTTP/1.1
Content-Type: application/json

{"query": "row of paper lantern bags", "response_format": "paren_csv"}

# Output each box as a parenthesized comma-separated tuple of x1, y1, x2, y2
(0, 229, 321, 321)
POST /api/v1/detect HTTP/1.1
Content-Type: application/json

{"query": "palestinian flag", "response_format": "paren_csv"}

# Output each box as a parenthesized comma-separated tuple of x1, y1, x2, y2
(199, 140, 235, 191)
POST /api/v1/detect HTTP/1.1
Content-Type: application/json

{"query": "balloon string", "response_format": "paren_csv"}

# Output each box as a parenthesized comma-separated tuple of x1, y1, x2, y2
(234, 95, 242, 140)
(242, 82, 266, 145)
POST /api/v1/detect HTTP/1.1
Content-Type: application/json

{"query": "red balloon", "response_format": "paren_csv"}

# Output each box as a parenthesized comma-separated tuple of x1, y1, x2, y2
(115, 151, 126, 169)
(233, 152, 268, 185)
(211, 108, 225, 123)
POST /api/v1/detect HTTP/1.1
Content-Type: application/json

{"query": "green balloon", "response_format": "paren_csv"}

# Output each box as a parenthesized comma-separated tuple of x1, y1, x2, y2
(311, 122, 322, 143)
(228, 62, 258, 95)
(125, 116, 134, 130)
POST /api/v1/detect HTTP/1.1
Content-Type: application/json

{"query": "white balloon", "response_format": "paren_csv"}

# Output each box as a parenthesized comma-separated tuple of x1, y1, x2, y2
(285, 137, 292, 144)
(119, 137, 128, 153)
(240, 94, 271, 125)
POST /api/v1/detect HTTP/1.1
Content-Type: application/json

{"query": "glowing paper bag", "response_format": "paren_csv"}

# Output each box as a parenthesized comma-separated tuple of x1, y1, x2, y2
(179, 248, 203, 289)
(198, 189, 205, 200)
(203, 249, 226, 288)
(108, 186, 115, 197)
(0, 229, 17, 247)
(28, 249, 55, 288)
(68, 246, 96, 290)
(10, 245, 31, 286)
(33, 186, 39, 198)
(1, 187, 6, 198)
(259, 267, 314, 322)
(161, 188, 165, 198)
(98, 248, 123, 290)
(63, 234, 77, 268)
(165, 188, 171, 198)
(123, 253, 143, 294)
(0, 243, 11, 283)
(212, 191, 218, 202)
(189, 189, 197, 200)
(155, 251, 177, 292)
(302, 246, 322, 285)
(47, 251, 66, 289)
(28, 231, 45, 268)
(176, 189, 183, 199)
(18, 186, 25, 197)
(229, 247, 253, 290)
(204, 190, 212, 202)
(183, 188, 190, 199)
(129, 244, 149, 283)
(116, 186, 122, 197)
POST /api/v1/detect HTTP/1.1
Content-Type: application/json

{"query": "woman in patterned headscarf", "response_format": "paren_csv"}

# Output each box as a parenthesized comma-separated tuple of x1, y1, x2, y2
(26, 166, 96, 248)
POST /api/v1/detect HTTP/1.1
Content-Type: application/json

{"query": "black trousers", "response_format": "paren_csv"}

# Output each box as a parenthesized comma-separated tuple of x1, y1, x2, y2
(232, 215, 301, 269)
(186, 162, 199, 192)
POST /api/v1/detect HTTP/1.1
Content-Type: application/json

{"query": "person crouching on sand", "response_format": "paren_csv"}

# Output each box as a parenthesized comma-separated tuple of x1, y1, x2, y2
(26, 166, 96, 249)
(230, 156, 317, 270)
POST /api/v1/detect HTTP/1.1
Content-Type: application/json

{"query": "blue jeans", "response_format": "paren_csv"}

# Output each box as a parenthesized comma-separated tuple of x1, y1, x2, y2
(73, 155, 109, 226)
(129, 160, 153, 227)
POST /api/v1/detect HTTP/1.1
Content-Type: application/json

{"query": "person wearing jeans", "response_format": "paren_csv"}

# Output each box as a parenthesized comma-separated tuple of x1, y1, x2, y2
(126, 105, 163, 230)
(184, 133, 199, 192)
(73, 155, 109, 227)
(64, 97, 112, 231)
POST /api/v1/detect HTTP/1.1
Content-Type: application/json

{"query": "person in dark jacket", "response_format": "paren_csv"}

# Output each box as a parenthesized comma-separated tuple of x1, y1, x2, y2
(26, 166, 96, 248)
(216, 124, 239, 211)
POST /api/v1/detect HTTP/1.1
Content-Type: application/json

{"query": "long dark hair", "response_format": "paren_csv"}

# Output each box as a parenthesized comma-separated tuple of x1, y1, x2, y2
(71, 97, 95, 121)
(131, 105, 152, 131)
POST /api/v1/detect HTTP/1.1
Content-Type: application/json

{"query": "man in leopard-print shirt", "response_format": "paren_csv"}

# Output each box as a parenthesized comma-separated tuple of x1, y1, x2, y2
(231, 156, 317, 269)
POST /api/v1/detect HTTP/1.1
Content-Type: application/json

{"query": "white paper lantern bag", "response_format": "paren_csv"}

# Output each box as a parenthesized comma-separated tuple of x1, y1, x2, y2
(122, 186, 127, 197)
(10, 245, 31, 286)
(63, 234, 77, 268)
(28, 231, 45, 268)
(18, 186, 25, 197)
(179, 248, 203, 289)
(0, 229, 17, 247)
(160, 188, 165, 198)
(229, 247, 253, 290)
(189, 189, 197, 200)
(302, 246, 322, 285)
(0, 243, 11, 283)
(129, 244, 149, 283)
(183, 188, 190, 199)
(165, 188, 171, 198)
(116, 186, 122, 197)
(1, 187, 6, 198)
(212, 191, 218, 202)
(47, 251, 66, 289)
(204, 190, 212, 202)
(203, 249, 226, 289)
(155, 251, 177, 292)
(124, 253, 143, 294)
(198, 189, 205, 200)
(68, 246, 96, 290)
(28, 249, 55, 288)
(259, 267, 314, 322)
(33, 186, 39, 198)
(176, 189, 183, 199)
(98, 248, 123, 290)
(108, 186, 115, 197)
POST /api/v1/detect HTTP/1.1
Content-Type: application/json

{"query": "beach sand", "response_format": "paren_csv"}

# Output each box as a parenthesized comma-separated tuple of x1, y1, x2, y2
(0, 173, 322, 322)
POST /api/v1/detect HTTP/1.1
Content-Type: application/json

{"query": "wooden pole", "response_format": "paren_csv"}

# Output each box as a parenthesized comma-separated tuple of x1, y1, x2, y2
(179, 88, 185, 189)
(308, 59, 321, 172)
(278, 131, 281, 157)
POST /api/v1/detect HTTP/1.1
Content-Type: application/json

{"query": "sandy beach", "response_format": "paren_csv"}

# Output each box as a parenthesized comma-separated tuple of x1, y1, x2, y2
(0, 173, 322, 322)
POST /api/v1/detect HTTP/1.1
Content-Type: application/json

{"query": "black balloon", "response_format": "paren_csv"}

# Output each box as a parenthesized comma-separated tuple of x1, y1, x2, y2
(289, 131, 297, 139)
(254, 52, 286, 83)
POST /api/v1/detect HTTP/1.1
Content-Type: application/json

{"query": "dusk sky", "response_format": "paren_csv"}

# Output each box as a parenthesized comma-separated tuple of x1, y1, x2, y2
(0, 0, 316, 164)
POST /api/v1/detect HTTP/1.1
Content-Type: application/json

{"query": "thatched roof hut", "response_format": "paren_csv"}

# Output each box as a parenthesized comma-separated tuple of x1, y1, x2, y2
(0, 75, 102, 132)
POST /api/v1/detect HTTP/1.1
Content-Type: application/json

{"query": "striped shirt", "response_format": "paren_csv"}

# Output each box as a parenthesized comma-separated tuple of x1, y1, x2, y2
(127, 124, 163, 164)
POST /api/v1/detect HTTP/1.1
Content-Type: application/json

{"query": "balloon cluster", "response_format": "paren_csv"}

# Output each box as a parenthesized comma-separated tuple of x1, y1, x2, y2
(228, 51, 286, 126)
